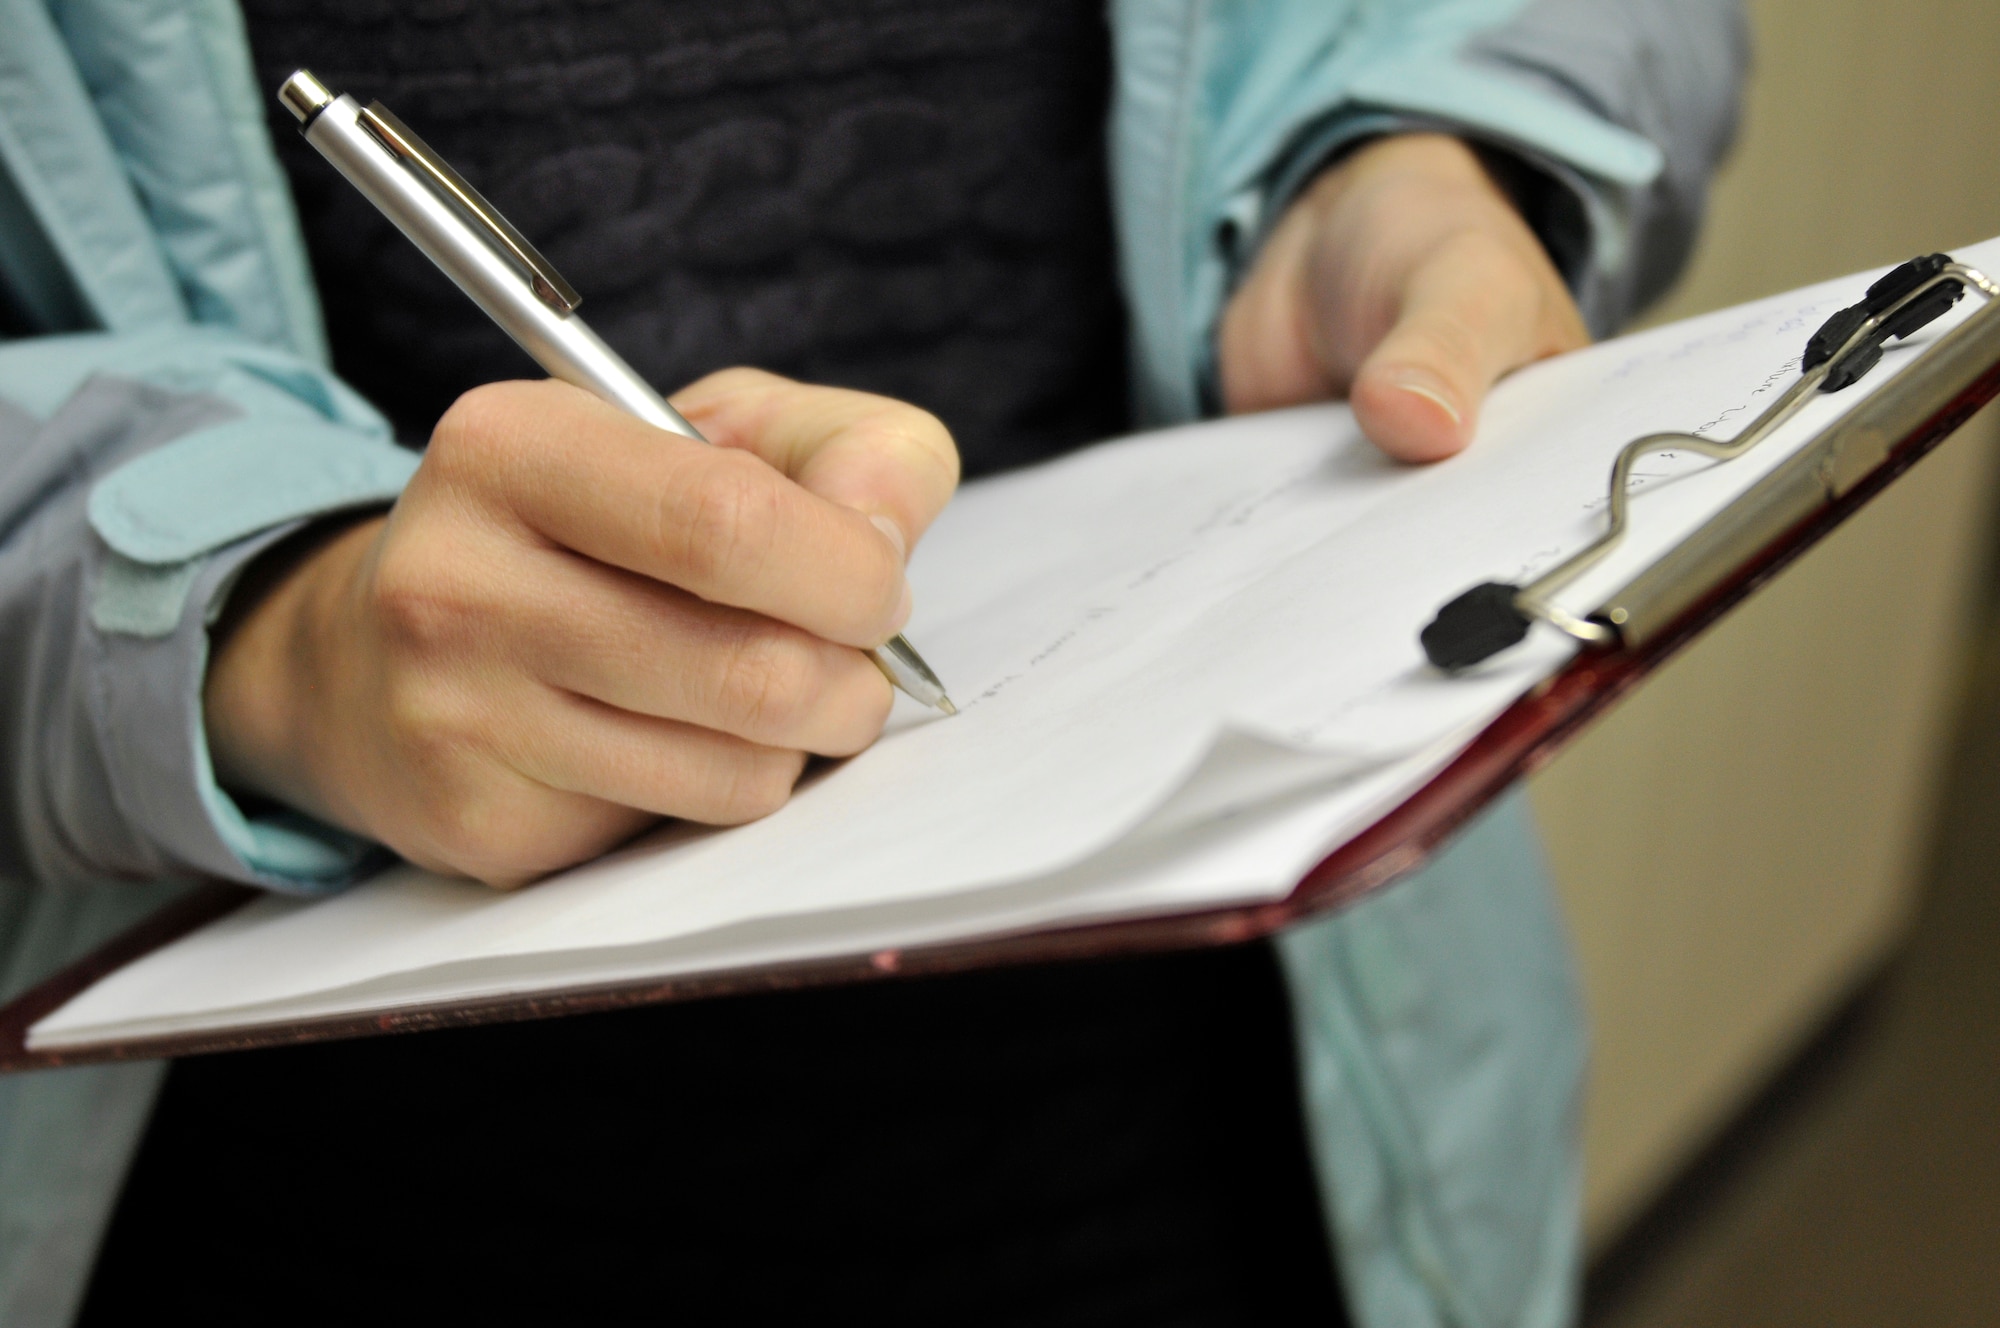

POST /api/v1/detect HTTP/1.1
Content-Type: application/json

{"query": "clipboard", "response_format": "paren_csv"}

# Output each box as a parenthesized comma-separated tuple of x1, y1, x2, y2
(7, 259, 2000, 1073)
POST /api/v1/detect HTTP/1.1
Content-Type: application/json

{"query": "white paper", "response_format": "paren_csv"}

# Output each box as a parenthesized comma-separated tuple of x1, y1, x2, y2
(34, 242, 1997, 1048)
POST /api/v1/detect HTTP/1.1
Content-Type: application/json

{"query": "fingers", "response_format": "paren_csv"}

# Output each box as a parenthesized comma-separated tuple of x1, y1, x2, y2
(425, 379, 912, 648)
(220, 371, 955, 890)
(507, 692, 811, 828)
(1349, 230, 1588, 463)
(378, 698, 807, 888)
(506, 544, 895, 756)
(402, 691, 811, 887)
(397, 783, 654, 891)
(672, 367, 960, 560)
(364, 490, 897, 753)
(1217, 199, 1336, 414)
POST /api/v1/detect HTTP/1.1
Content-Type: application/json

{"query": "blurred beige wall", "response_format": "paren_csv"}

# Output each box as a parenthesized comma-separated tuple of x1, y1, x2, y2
(1525, 0, 2000, 1246)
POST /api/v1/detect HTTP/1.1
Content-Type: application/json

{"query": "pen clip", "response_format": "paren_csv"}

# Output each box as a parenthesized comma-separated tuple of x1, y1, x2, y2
(356, 102, 582, 316)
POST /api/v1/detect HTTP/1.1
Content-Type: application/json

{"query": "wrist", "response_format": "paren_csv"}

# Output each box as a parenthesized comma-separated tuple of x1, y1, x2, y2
(204, 513, 384, 829)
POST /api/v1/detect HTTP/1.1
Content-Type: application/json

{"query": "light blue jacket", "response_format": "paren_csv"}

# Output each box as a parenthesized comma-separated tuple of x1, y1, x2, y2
(0, 1, 1745, 1323)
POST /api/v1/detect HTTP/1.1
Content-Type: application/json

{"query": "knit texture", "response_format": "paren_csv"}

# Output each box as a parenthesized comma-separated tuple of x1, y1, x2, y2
(243, 0, 1129, 473)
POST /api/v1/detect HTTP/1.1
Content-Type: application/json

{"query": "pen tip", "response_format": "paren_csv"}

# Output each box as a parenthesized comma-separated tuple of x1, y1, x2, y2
(938, 696, 958, 716)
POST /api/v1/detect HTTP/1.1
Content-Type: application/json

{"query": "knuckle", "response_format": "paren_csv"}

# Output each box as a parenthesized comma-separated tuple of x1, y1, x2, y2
(369, 546, 466, 655)
(668, 455, 779, 588)
(429, 382, 528, 473)
(380, 672, 480, 771)
(395, 746, 558, 879)
(380, 740, 498, 871)
(715, 629, 823, 737)
(713, 748, 803, 823)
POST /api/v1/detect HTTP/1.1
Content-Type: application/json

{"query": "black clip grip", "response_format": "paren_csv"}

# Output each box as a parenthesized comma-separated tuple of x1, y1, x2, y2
(1803, 253, 1963, 391)
(1420, 252, 1970, 674)
(1420, 581, 1531, 672)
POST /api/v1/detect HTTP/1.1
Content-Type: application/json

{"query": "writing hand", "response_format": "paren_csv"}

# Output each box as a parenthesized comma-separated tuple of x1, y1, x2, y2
(203, 370, 960, 887)
(1217, 133, 1589, 461)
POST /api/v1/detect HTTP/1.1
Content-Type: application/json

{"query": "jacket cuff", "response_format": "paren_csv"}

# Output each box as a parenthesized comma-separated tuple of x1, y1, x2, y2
(90, 522, 394, 895)
(64, 337, 419, 893)
(1280, 54, 1660, 278)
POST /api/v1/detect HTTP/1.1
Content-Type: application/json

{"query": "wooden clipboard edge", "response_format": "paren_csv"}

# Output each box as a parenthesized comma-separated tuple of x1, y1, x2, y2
(5, 357, 1995, 1074)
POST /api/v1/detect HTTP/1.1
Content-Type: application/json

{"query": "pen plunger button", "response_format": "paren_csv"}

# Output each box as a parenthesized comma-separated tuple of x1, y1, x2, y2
(279, 70, 334, 127)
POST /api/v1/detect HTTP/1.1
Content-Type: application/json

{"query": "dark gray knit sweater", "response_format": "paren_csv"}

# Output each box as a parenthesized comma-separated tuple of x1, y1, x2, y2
(244, 0, 1129, 473)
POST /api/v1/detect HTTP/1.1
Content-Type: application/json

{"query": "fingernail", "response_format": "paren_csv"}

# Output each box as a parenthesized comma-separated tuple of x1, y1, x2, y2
(1388, 371, 1462, 426)
(889, 579, 914, 636)
(869, 513, 908, 562)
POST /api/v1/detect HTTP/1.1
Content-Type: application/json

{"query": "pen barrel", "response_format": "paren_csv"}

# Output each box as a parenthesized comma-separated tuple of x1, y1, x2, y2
(302, 96, 700, 441)
(299, 91, 955, 714)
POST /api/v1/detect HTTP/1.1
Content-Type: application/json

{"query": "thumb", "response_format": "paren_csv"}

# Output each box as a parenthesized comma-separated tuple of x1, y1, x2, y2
(671, 367, 961, 559)
(1349, 232, 1585, 463)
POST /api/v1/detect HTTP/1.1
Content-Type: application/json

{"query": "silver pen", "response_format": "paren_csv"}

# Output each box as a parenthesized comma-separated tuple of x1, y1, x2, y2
(277, 69, 956, 715)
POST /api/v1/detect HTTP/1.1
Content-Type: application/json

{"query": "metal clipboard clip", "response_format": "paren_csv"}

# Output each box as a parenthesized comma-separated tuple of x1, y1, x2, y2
(1421, 253, 2000, 672)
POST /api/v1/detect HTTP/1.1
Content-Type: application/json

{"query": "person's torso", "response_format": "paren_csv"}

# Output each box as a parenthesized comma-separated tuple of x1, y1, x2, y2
(242, 0, 1130, 474)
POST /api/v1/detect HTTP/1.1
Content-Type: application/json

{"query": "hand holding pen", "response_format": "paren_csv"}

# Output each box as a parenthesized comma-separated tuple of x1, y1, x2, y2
(278, 69, 954, 714)
(199, 75, 961, 889)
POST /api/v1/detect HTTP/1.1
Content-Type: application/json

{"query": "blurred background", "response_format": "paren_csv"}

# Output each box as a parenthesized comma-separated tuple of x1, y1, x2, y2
(1521, 2, 2000, 1323)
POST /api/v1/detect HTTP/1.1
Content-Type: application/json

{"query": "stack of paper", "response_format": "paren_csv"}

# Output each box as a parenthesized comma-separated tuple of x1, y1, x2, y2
(33, 242, 1995, 1049)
